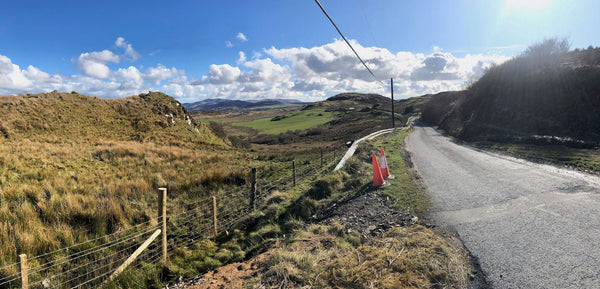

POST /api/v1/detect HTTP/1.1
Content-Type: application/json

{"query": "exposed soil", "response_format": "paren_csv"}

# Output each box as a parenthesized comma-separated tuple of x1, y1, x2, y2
(164, 251, 271, 289)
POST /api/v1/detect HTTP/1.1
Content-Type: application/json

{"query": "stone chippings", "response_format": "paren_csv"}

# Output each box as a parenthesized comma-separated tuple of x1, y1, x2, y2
(315, 191, 418, 238)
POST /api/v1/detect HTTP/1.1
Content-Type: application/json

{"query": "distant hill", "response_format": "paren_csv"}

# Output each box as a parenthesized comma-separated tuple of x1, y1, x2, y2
(422, 39, 600, 146)
(183, 98, 308, 112)
(0, 91, 222, 144)
(326, 92, 390, 104)
(322, 92, 429, 116)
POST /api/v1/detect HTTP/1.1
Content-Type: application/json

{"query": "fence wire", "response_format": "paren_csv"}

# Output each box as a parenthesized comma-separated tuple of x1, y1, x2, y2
(0, 146, 343, 289)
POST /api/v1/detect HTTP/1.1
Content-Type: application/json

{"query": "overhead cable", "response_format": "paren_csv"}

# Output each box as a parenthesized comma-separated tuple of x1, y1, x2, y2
(314, 0, 386, 87)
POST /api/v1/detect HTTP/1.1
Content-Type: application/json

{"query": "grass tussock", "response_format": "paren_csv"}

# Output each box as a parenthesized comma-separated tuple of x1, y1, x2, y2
(251, 224, 470, 289)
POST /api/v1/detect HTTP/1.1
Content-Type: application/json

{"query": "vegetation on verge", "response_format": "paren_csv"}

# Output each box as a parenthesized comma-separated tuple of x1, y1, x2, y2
(240, 130, 467, 288)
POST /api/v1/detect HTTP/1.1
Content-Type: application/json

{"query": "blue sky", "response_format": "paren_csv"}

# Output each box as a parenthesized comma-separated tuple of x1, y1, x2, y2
(1, 0, 598, 102)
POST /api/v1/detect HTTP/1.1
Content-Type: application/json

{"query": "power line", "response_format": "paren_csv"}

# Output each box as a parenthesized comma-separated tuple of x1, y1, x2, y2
(357, 0, 378, 47)
(314, 0, 386, 87)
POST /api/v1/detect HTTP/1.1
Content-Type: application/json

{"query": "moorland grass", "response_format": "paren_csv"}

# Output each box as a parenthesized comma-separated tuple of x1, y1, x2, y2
(0, 92, 334, 287)
(233, 109, 336, 135)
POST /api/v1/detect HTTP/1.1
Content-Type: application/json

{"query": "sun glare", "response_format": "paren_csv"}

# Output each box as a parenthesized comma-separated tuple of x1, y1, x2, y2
(505, 0, 550, 11)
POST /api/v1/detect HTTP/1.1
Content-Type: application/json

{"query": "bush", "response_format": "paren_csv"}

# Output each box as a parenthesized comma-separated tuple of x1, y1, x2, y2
(208, 121, 227, 140)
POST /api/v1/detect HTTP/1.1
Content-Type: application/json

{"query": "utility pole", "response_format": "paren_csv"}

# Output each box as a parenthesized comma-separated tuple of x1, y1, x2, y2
(391, 78, 395, 128)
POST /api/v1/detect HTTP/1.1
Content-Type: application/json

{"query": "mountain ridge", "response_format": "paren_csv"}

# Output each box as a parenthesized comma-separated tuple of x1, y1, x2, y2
(183, 98, 309, 112)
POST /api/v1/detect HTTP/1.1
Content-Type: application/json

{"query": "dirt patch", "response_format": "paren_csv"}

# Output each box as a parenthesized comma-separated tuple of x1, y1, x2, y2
(314, 191, 418, 238)
(165, 251, 271, 289)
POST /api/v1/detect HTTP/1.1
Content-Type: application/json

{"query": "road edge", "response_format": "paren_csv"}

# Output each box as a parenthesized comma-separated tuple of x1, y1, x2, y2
(404, 125, 492, 289)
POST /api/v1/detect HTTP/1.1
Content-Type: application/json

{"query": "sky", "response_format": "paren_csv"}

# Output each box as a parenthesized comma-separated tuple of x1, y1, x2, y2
(0, 0, 598, 103)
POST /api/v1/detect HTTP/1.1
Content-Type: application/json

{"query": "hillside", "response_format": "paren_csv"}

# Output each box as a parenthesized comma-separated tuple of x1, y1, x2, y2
(194, 92, 428, 149)
(0, 91, 254, 275)
(422, 39, 600, 146)
(0, 91, 221, 144)
(249, 93, 413, 146)
(183, 98, 307, 112)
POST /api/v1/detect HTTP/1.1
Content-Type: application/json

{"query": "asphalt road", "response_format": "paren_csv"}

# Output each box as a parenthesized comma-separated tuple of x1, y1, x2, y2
(407, 124, 600, 289)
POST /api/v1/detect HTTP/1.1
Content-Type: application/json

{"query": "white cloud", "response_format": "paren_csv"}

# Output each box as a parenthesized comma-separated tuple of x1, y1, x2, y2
(24, 65, 62, 83)
(112, 66, 144, 91)
(144, 64, 181, 85)
(205, 64, 241, 84)
(236, 32, 248, 42)
(239, 58, 291, 83)
(0, 54, 33, 90)
(115, 37, 141, 61)
(264, 39, 508, 98)
(237, 51, 246, 65)
(162, 83, 205, 99)
(225, 41, 233, 48)
(76, 50, 119, 79)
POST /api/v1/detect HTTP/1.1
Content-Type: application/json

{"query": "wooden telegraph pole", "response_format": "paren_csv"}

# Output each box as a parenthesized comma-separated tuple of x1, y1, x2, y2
(391, 78, 395, 129)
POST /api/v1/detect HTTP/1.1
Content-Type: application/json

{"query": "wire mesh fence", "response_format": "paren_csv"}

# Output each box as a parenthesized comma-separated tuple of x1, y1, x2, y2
(0, 145, 343, 289)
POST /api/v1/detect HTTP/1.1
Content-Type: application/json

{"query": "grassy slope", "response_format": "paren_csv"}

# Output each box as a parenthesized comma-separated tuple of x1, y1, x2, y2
(420, 42, 600, 175)
(0, 91, 350, 288)
(0, 91, 249, 269)
(422, 42, 600, 142)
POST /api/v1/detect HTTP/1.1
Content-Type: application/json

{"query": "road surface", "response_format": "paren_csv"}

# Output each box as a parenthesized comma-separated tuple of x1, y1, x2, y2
(407, 124, 600, 288)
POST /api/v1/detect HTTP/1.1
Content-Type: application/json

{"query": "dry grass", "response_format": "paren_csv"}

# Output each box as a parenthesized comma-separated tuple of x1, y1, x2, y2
(0, 91, 288, 272)
(322, 226, 470, 289)
(249, 224, 470, 289)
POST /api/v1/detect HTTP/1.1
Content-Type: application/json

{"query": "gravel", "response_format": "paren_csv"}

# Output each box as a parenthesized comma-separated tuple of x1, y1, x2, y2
(314, 191, 418, 238)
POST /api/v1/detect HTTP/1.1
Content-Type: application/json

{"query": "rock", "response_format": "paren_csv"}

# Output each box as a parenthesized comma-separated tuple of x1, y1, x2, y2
(316, 192, 417, 238)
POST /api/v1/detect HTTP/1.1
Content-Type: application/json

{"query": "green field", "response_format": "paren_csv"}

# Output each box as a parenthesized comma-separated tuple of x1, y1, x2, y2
(233, 108, 335, 134)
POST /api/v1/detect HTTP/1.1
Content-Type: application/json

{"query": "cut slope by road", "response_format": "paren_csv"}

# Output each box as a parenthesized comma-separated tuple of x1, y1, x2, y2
(407, 124, 600, 288)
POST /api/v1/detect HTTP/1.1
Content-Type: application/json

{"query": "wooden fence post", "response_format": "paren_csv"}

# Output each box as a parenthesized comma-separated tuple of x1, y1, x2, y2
(106, 229, 162, 284)
(250, 167, 257, 211)
(19, 254, 28, 289)
(292, 160, 296, 187)
(158, 188, 167, 263)
(212, 196, 218, 238)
